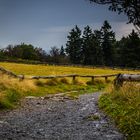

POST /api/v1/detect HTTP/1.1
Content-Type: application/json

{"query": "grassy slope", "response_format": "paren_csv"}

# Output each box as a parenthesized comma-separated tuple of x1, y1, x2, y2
(99, 83, 140, 139)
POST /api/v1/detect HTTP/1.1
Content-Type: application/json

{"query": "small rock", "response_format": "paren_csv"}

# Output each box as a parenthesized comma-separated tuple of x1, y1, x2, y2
(95, 123, 100, 128)
(0, 121, 9, 125)
(36, 102, 41, 105)
(40, 97, 45, 100)
(25, 96, 37, 99)
(63, 96, 71, 100)
(44, 95, 53, 99)
(7, 138, 13, 140)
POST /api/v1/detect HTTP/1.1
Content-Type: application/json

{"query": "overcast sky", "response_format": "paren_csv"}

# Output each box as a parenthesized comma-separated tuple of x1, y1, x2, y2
(0, 0, 135, 50)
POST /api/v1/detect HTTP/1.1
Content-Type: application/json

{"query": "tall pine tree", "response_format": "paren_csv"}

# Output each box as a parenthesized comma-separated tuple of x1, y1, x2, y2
(120, 30, 140, 67)
(66, 25, 83, 64)
(101, 20, 116, 66)
(82, 26, 102, 65)
(82, 25, 95, 65)
(94, 30, 104, 65)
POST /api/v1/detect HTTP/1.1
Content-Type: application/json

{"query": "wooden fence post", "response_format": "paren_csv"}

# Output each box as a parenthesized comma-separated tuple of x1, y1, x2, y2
(105, 76, 108, 83)
(91, 76, 94, 83)
(73, 75, 76, 83)
(19, 75, 25, 81)
(114, 74, 124, 89)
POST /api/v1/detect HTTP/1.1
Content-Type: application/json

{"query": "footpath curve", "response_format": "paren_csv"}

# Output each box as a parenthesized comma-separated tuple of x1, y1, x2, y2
(0, 93, 124, 140)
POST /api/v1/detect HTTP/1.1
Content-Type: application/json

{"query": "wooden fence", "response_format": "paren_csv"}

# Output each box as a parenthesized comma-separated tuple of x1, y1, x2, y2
(0, 66, 24, 80)
(0, 66, 117, 82)
(31, 74, 118, 82)
(1, 66, 140, 88)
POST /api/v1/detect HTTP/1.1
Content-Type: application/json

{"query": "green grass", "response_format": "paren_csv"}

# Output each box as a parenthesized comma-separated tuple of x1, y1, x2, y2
(99, 83, 140, 140)
(85, 114, 100, 121)
(28, 78, 105, 97)
(0, 89, 22, 109)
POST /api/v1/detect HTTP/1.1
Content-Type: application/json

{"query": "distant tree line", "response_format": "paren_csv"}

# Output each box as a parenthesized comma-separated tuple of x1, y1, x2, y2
(0, 43, 68, 64)
(0, 20, 140, 67)
(0, 43, 47, 62)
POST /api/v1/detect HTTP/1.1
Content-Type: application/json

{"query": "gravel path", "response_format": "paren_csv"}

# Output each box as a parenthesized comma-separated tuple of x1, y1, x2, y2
(0, 93, 124, 140)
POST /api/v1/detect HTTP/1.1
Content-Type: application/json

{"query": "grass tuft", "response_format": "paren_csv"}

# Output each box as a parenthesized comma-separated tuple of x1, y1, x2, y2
(0, 74, 36, 109)
(60, 78, 70, 84)
(86, 80, 94, 85)
(46, 78, 60, 86)
(73, 79, 86, 85)
(34, 80, 44, 87)
(85, 114, 100, 121)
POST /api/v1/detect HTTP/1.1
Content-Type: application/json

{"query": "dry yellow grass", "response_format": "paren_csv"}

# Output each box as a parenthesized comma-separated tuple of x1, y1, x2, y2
(0, 62, 139, 76)
(0, 72, 37, 108)
(0, 74, 36, 92)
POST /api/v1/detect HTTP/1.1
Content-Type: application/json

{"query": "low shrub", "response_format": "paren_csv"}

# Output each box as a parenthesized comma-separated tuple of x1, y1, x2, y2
(46, 78, 60, 86)
(86, 80, 94, 85)
(86, 79, 105, 90)
(0, 89, 21, 109)
(73, 79, 85, 85)
(6, 89, 21, 103)
(34, 80, 44, 87)
(60, 78, 69, 84)
(0, 83, 7, 91)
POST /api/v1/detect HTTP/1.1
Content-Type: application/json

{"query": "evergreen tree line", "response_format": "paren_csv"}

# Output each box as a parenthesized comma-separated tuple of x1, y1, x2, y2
(0, 20, 140, 67)
(65, 20, 140, 67)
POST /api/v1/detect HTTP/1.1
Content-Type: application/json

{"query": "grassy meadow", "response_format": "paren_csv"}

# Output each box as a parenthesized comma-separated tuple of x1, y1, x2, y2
(0, 62, 139, 76)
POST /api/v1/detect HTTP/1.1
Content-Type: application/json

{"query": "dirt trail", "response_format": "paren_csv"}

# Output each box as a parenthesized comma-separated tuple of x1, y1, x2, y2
(0, 93, 124, 140)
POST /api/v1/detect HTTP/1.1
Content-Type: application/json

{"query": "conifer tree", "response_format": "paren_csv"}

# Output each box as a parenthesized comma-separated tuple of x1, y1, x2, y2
(82, 25, 99, 65)
(66, 25, 83, 64)
(120, 30, 140, 67)
(101, 20, 116, 66)
(60, 45, 65, 56)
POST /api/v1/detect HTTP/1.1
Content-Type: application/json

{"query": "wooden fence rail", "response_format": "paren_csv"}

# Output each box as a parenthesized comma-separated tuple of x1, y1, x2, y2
(0, 66, 24, 80)
(1, 66, 140, 87)
(31, 74, 118, 83)
(114, 73, 140, 88)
